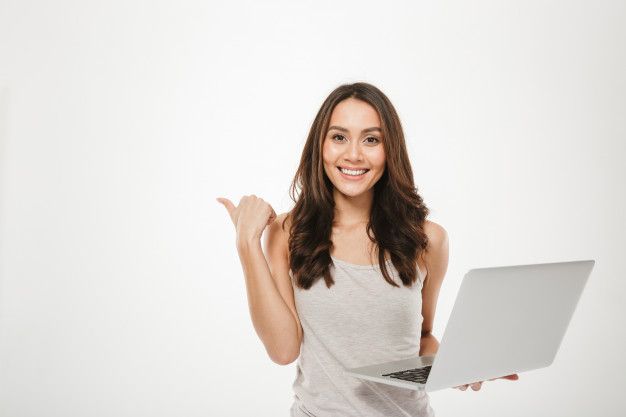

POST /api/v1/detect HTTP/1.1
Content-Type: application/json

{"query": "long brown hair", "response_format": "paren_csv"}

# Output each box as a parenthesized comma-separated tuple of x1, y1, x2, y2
(282, 82, 429, 289)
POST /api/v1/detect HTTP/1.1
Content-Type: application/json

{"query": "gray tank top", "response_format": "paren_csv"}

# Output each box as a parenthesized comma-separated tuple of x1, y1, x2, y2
(289, 255, 435, 417)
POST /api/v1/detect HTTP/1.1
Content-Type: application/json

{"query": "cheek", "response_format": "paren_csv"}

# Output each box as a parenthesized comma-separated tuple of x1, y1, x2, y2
(322, 142, 340, 163)
(321, 140, 329, 159)
(371, 150, 386, 169)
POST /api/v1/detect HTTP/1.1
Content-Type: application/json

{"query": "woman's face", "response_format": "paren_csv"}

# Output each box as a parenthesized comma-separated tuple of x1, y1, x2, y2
(322, 98, 386, 198)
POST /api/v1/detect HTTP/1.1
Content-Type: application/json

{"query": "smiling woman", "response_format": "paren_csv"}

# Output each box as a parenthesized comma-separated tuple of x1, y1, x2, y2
(219, 82, 445, 417)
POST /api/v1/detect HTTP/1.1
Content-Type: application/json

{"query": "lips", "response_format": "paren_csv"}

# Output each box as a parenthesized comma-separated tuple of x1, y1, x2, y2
(336, 167, 370, 180)
(338, 166, 369, 171)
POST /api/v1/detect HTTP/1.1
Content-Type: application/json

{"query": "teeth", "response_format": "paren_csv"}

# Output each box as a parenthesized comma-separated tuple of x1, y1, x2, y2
(340, 167, 367, 176)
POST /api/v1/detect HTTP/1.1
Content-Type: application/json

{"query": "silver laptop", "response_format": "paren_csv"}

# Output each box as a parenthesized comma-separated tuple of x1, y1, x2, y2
(345, 259, 595, 392)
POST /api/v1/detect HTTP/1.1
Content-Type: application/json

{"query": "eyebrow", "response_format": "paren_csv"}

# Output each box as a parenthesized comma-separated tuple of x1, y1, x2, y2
(328, 125, 382, 133)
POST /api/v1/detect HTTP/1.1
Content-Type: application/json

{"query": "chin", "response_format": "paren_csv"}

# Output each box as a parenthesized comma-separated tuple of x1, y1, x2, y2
(334, 184, 373, 197)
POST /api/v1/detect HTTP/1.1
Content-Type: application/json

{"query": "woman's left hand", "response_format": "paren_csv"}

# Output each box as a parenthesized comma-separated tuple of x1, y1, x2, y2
(454, 374, 519, 391)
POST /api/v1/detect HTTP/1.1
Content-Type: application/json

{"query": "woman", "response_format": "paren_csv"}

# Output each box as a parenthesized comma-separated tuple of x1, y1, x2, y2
(217, 82, 517, 416)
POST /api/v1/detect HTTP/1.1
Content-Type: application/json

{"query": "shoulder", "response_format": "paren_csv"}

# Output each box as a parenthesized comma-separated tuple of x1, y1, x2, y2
(423, 220, 448, 250)
(266, 211, 292, 240)
(421, 220, 449, 279)
(277, 211, 292, 226)
(267, 211, 291, 235)
(275, 211, 293, 238)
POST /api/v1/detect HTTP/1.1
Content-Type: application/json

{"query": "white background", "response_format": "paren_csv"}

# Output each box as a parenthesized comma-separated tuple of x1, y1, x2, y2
(1, 0, 624, 416)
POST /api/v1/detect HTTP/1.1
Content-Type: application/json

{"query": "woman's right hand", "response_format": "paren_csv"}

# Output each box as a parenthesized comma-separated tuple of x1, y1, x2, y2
(216, 195, 277, 245)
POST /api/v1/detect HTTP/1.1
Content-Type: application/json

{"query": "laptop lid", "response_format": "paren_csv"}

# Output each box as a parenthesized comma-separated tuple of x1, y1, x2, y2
(425, 259, 595, 392)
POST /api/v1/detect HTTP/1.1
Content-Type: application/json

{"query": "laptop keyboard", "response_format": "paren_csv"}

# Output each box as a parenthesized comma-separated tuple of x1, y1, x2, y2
(382, 366, 432, 384)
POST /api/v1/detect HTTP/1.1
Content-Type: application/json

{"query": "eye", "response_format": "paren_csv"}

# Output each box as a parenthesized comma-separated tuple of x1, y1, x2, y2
(331, 134, 346, 142)
(365, 136, 380, 144)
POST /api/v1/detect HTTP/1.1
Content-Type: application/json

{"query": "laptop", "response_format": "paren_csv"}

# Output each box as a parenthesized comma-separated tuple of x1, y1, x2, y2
(345, 259, 595, 392)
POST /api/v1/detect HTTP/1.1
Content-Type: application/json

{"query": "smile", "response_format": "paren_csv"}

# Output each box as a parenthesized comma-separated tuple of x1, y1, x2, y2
(337, 166, 369, 179)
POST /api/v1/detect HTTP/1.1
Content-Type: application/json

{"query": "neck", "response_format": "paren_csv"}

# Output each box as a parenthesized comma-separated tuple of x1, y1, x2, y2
(332, 188, 373, 228)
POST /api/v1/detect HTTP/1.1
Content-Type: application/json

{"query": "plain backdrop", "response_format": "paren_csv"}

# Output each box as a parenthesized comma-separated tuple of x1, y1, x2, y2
(1, 0, 625, 416)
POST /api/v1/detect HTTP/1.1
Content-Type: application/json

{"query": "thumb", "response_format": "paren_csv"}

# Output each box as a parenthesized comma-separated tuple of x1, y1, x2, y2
(216, 197, 236, 215)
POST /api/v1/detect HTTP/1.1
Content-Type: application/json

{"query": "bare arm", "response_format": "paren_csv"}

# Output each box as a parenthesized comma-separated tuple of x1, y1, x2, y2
(419, 332, 440, 356)
(419, 220, 449, 356)
(237, 240, 299, 364)
(217, 196, 302, 365)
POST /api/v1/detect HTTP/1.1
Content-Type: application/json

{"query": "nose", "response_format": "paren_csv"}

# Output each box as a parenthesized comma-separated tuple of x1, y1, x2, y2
(343, 139, 364, 163)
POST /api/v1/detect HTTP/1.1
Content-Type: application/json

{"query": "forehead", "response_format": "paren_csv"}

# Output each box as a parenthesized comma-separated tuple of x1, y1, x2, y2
(328, 98, 381, 128)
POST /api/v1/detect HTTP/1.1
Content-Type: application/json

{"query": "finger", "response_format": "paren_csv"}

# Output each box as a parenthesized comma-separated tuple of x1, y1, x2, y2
(460, 384, 468, 391)
(216, 197, 236, 213)
(216, 197, 238, 226)
(470, 382, 482, 391)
